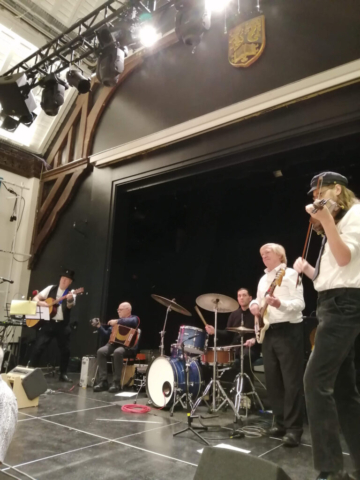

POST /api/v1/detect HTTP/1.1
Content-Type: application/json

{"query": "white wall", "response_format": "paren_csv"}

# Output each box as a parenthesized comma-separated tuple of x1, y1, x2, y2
(0, 170, 39, 324)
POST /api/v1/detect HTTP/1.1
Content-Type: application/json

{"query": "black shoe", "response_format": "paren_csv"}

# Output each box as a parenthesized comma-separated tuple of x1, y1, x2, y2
(93, 381, 109, 392)
(268, 426, 286, 437)
(282, 432, 301, 447)
(317, 472, 350, 480)
(108, 382, 121, 393)
(59, 374, 73, 383)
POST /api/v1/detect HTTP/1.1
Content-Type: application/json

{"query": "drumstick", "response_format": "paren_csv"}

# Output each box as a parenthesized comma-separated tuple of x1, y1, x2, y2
(195, 306, 207, 327)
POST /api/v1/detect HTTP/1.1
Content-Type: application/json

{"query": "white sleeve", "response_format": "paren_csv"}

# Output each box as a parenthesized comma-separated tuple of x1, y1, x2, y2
(277, 270, 305, 314)
(339, 206, 360, 259)
(37, 285, 53, 300)
(249, 281, 262, 307)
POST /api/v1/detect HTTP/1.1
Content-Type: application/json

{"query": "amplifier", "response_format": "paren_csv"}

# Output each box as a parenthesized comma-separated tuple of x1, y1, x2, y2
(80, 356, 97, 388)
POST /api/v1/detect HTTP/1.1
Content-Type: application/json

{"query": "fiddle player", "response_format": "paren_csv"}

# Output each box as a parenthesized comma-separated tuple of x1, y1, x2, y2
(250, 244, 305, 447)
(205, 288, 261, 389)
(93, 302, 139, 393)
(294, 172, 360, 480)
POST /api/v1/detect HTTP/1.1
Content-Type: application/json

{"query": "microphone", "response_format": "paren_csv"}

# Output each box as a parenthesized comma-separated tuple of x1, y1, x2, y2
(0, 277, 14, 284)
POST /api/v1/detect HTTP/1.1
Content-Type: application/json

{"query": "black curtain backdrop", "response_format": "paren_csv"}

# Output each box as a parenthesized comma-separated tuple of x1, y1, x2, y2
(108, 145, 360, 356)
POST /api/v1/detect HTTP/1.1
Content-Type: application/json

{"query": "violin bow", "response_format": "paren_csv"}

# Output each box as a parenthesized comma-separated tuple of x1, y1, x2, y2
(296, 175, 323, 287)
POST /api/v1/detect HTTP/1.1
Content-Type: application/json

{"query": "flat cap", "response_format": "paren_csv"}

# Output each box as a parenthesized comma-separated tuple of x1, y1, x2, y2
(308, 171, 348, 195)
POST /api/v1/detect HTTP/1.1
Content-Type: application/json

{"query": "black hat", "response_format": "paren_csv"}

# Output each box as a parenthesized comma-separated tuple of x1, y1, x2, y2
(60, 269, 75, 281)
(308, 172, 348, 195)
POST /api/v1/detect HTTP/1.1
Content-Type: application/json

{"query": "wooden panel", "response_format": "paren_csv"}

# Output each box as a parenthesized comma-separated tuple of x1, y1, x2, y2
(37, 174, 68, 226)
(66, 126, 74, 163)
(47, 97, 85, 165)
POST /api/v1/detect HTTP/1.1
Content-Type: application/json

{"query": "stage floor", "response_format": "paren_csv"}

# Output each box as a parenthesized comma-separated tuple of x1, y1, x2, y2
(1, 374, 354, 480)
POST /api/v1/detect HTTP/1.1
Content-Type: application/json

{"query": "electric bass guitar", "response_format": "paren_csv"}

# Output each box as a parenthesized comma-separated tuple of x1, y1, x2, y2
(26, 288, 84, 328)
(254, 268, 286, 344)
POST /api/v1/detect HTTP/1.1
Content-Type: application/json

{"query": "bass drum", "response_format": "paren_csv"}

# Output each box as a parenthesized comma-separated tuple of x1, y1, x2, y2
(146, 356, 202, 408)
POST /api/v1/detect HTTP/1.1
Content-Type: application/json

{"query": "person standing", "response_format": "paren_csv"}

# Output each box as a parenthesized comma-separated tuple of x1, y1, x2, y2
(250, 243, 305, 447)
(29, 269, 76, 383)
(294, 172, 360, 480)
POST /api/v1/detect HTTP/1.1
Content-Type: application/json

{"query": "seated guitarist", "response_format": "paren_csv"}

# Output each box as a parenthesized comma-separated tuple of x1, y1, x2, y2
(93, 302, 139, 393)
(249, 244, 305, 447)
(29, 269, 76, 383)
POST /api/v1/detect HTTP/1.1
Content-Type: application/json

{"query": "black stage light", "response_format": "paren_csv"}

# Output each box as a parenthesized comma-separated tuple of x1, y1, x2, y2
(175, 1, 211, 47)
(96, 25, 126, 87)
(40, 74, 68, 116)
(0, 73, 37, 117)
(66, 70, 91, 94)
(19, 112, 37, 127)
(0, 115, 20, 132)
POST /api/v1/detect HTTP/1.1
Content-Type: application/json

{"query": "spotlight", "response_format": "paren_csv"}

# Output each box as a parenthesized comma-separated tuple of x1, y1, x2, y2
(0, 115, 20, 132)
(66, 70, 91, 94)
(19, 112, 37, 127)
(175, 1, 211, 47)
(205, 0, 232, 12)
(96, 25, 126, 87)
(139, 25, 160, 47)
(40, 74, 68, 117)
(0, 73, 37, 117)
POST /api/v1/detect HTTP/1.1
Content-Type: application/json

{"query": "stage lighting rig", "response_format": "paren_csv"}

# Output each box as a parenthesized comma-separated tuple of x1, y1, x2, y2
(0, 115, 20, 133)
(96, 24, 127, 87)
(175, 0, 211, 48)
(66, 70, 91, 94)
(0, 73, 37, 118)
(40, 74, 69, 117)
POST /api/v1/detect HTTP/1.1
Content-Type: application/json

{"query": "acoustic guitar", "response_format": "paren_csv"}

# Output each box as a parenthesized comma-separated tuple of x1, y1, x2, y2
(254, 268, 286, 344)
(26, 288, 84, 328)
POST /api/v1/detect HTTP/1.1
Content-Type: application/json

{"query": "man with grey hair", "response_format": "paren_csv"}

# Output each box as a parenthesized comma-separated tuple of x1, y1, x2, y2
(93, 302, 140, 393)
(250, 243, 305, 447)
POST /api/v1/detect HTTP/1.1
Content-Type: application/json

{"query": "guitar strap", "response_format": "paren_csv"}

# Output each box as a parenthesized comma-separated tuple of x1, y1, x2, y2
(58, 288, 69, 305)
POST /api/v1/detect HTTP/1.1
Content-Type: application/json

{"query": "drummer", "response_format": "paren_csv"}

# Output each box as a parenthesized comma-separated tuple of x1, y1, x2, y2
(205, 288, 261, 386)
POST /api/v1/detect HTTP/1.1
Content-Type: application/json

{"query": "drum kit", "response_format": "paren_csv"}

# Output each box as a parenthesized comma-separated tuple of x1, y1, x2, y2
(146, 293, 264, 422)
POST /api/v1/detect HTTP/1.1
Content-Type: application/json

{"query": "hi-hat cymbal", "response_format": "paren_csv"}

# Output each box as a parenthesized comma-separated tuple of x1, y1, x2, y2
(226, 326, 255, 334)
(151, 294, 192, 317)
(196, 294, 238, 313)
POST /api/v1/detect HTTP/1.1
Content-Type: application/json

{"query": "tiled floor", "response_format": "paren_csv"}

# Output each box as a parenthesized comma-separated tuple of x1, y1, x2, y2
(0, 375, 354, 480)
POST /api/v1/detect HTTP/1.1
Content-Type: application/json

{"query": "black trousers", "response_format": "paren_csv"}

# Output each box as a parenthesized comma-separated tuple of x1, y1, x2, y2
(97, 343, 133, 383)
(262, 322, 304, 435)
(304, 288, 360, 472)
(29, 323, 71, 375)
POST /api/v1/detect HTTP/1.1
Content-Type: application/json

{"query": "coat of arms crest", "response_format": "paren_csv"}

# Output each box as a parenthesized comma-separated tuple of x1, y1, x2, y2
(228, 15, 266, 68)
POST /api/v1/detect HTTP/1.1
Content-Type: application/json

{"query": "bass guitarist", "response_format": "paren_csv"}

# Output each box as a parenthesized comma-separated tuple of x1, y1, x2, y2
(29, 269, 76, 383)
(250, 243, 305, 447)
(93, 302, 140, 393)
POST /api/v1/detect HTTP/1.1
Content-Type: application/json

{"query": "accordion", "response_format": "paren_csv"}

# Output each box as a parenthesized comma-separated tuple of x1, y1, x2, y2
(109, 323, 138, 348)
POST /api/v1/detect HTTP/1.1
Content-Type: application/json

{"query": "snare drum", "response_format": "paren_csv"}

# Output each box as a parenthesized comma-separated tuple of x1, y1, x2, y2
(201, 347, 234, 366)
(177, 326, 208, 355)
(146, 356, 202, 408)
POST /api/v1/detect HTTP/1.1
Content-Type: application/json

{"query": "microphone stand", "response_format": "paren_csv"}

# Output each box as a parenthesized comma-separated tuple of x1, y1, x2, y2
(173, 338, 209, 446)
(159, 302, 173, 357)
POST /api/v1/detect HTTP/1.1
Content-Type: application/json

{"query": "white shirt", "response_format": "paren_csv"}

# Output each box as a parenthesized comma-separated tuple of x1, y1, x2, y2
(314, 204, 360, 292)
(38, 285, 66, 321)
(250, 265, 305, 324)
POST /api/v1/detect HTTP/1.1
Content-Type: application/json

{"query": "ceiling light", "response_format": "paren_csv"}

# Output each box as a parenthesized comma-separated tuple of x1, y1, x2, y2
(96, 25, 126, 87)
(205, 0, 231, 12)
(0, 73, 37, 117)
(40, 74, 68, 116)
(0, 115, 20, 132)
(139, 26, 160, 47)
(66, 70, 91, 94)
(175, 2, 211, 47)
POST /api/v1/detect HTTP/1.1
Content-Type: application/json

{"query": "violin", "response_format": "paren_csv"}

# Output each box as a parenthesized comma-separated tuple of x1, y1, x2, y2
(310, 198, 342, 234)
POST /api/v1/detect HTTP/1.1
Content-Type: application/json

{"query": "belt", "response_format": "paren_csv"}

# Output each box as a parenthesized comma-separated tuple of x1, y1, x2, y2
(268, 322, 290, 330)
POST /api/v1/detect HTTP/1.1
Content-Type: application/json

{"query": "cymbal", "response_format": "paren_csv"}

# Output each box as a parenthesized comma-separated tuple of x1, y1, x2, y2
(226, 326, 255, 334)
(151, 294, 192, 317)
(196, 294, 238, 313)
